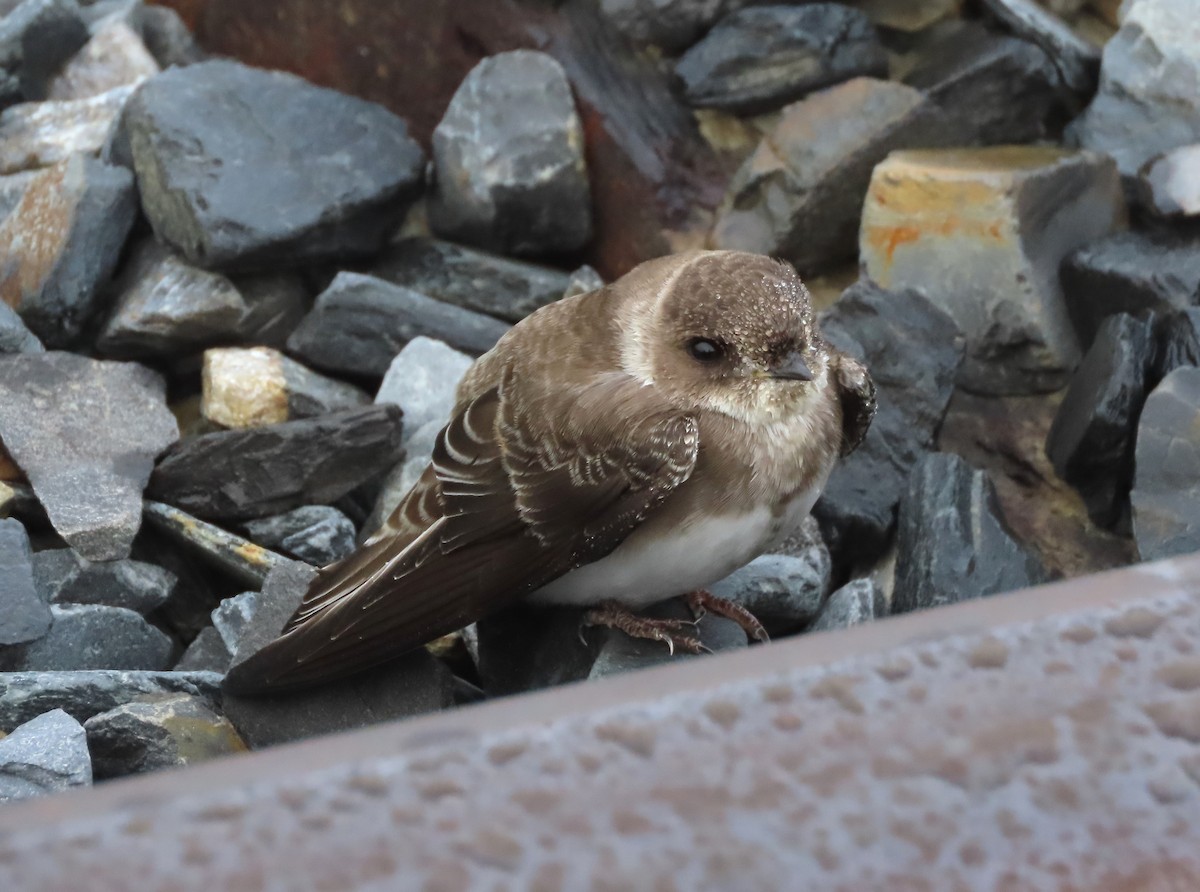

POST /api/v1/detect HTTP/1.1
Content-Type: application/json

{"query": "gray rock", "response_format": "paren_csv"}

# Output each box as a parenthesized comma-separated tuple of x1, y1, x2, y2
(374, 237, 571, 324)
(596, 0, 738, 52)
(1153, 308, 1200, 382)
(209, 591, 258, 652)
(1046, 313, 1156, 530)
(809, 577, 882, 632)
(139, 4, 204, 68)
(3, 604, 174, 671)
(31, 547, 177, 614)
(287, 272, 509, 376)
(0, 300, 42, 353)
(588, 598, 747, 681)
(375, 337, 471, 446)
(0, 0, 89, 103)
(429, 50, 591, 256)
(219, 560, 456, 748)
(148, 404, 403, 521)
(79, 0, 144, 34)
(0, 167, 35, 219)
(142, 500, 285, 588)
(1068, 0, 1200, 177)
(0, 709, 90, 802)
(0, 669, 221, 729)
(676, 4, 886, 114)
(0, 155, 136, 345)
(563, 264, 605, 299)
(0, 352, 178, 560)
(893, 453, 1046, 614)
(363, 418, 440, 538)
(83, 693, 244, 779)
(978, 0, 1099, 96)
(473, 606, 600, 697)
(1060, 231, 1200, 349)
(0, 518, 51, 646)
(860, 146, 1126, 394)
(814, 281, 965, 567)
(0, 84, 135, 174)
(1139, 143, 1200, 219)
(709, 553, 827, 636)
(173, 626, 230, 673)
(242, 506, 356, 567)
(122, 59, 424, 271)
(903, 23, 1064, 146)
(711, 78, 951, 274)
(45, 18, 158, 101)
(1132, 366, 1200, 561)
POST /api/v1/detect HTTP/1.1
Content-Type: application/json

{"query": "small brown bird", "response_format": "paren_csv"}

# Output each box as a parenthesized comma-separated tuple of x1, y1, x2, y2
(224, 250, 875, 693)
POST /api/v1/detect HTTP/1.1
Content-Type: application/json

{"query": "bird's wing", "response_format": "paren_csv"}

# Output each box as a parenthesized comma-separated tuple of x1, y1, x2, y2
(832, 352, 877, 457)
(222, 371, 699, 694)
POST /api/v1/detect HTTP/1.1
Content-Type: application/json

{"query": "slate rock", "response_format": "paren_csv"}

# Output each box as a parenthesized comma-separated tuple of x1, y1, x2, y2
(1139, 144, 1200, 219)
(814, 280, 965, 566)
(219, 560, 456, 748)
(978, 0, 1099, 96)
(709, 552, 827, 636)
(0, 84, 135, 174)
(173, 626, 230, 673)
(0, 0, 89, 103)
(364, 419, 440, 538)
(1153, 308, 1200, 383)
(139, 4, 204, 68)
(142, 500, 284, 588)
(1131, 366, 1200, 561)
(596, 0, 737, 51)
(892, 452, 1046, 614)
(201, 346, 370, 430)
(711, 78, 952, 274)
(148, 404, 403, 521)
(242, 506, 355, 567)
(0, 300, 42, 352)
(904, 23, 1064, 146)
(563, 264, 605, 299)
(474, 606, 600, 697)
(429, 50, 591, 256)
(122, 59, 425, 271)
(853, 0, 960, 32)
(860, 146, 1126, 394)
(84, 693, 245, 779)
(374, 237, 570, 324)
(31, 547, 176, 614)
(287, 272, 509, 376)
(1060, 231, 1200, 349)
(809, 577, 882, 632)
(676, 4, 887, 115)
(209, 591, 258, 652)
(375, 337, 471, 446)
(0, 709, 90, 802)
(1045, 312, 1156, 530)
(2, 604, 174, 671)
(0, 517, 51, 646)
(1067, 0, 1200, 176)
(588, 598, 747, 681)
(0, 155, 136, 345)
(46, 19, 158, 101)
(0, 352, 178, 560)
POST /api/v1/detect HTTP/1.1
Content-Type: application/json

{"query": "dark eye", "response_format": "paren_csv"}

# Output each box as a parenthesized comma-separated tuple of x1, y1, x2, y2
(687, 338, 725, 363)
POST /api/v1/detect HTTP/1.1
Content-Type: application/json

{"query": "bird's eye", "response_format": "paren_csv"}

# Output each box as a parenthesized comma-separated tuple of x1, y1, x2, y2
(687, 338, 725, 363)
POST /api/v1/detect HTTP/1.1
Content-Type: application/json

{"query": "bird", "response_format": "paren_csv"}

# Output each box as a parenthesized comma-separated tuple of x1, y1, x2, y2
(222, 250, 875, 694)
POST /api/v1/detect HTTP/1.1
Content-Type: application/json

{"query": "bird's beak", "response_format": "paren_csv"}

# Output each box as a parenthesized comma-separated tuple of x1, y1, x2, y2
(770, 351, 814, 381)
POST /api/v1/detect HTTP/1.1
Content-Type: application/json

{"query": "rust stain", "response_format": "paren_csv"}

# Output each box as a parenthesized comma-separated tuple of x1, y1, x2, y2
(0, 163, 73, 311)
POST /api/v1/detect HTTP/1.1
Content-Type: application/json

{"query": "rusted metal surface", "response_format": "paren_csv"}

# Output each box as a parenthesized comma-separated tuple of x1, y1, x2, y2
(2, 554, 1199, 890)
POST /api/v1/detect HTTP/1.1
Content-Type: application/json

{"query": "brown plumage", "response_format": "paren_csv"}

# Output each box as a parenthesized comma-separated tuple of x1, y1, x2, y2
(223, 250, 875, 694)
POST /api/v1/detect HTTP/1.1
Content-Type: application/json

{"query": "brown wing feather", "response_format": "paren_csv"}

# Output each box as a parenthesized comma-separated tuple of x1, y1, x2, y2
(222, 373, 698, 694)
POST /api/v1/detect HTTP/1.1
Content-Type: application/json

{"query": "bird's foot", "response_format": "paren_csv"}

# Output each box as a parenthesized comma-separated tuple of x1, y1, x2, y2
(684, 590, 770, 643)
(582, 600, 709, 656)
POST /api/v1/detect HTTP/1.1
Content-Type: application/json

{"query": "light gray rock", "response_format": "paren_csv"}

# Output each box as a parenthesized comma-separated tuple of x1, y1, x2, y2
(809, 577, 882, 631)
(3, 604, 174, 671)
(242, 506, 356, 566)
(1132, 367, 1200, 561)
(31, 547, 177, 614)
(0, 84, 135, 175)
(0, 518, 51, 646)
(709, 552, 827, 635)
(45, 18, 158, 101)
(1139, 143, 1200, 219)
(0, 709, 91, 802)
(0, 0, 89, 103)
(563, 264, 605, 299)
(209, 591, 259, 652)
(375, 337, 471, 446)
(0, 352, 178, 560)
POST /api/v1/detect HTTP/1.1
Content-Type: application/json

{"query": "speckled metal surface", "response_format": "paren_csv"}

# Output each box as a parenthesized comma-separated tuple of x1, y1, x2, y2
(2, 555, 1199, 891)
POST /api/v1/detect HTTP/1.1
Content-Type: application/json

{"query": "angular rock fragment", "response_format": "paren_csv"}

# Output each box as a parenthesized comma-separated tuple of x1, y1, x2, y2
(429, 50, 591, 256)
(0, 155, 136, 345)
(1132, 367, 1200, 561)
(0, 669, 221, 729)
(122, 59, 425, 270)
(0, 353, 178, 560)
(708, 553, 827, 636)
(139, 4, 204, 68)
(1060, 231, 1200, 349)
(0, 84, 134, 174)
(809, 577, 882, 632)
(242, 506, 356, 567)
(711, 78, 951, 274)
(173, 626, 230, 673)
(979, 0, 1099, 95)
(201, 347, 369, 430)
(1045, 313, 1155, 530)
(860, 146, 1126, 394)
(1153, 309, 1200, 382)
(596, 0, 735, 51)
(0, 517, 51, 646)
(814, 281, 965, 566)
(1139, 144, 1200, 219)
(148, 404, 403, 521)
(1068, 0, 1200, 176)
(374, 238, 570, 323)
(84, 693, 245, 779)
(31, 548, 176, 614)
(287, 272, 508, 376)
(3, 604, 174, 671)
(588, 599, 746, 681)
(142, 500, 283, 587)
(210, 592, 258, 656)
(563, 264, 605, 299)
(892, 452, 1046, 614)
(0, 709, 91, 802)
(0, 301, 42, 352)
(676, 5, 886, 114)
(0, 0, 89, 103)
(46, 19, 157, 100)
(375, 337, 471, 446)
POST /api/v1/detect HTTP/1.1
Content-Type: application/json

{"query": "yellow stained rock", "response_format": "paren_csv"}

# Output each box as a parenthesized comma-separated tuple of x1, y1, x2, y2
(201, 347, 289, 429)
